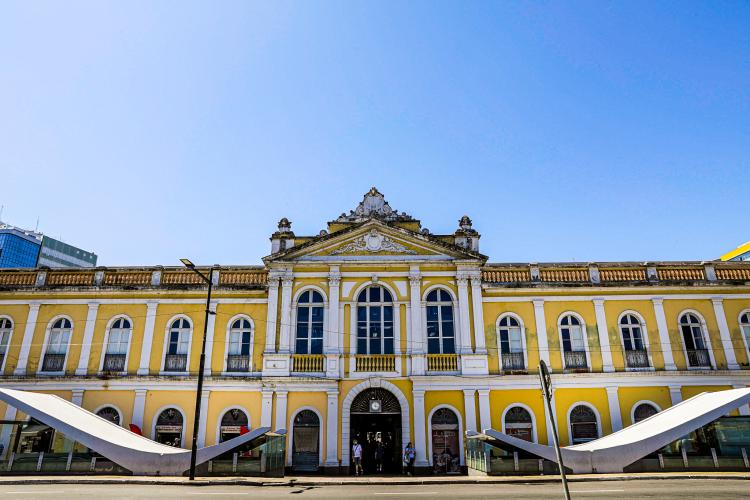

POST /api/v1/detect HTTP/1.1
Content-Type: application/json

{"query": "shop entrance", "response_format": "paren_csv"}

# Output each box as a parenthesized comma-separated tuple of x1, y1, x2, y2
(349, 388, 402, 475)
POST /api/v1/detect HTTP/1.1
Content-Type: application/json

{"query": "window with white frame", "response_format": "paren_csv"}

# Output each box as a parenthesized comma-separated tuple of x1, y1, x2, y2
(632, 403, 658, 423)
(42, 318, 72, 372)
(741, 312, 750, 351)
(504, 406, 533, 442)
(103, 317, 131, 372)
(295, 290, 324, 354)
(560, 314, 587, 369)
(497, 315, 524, 370)
(426, 289, 455, 354)
(679, 313, 711, 368)
(569, 405, 599, 444)
(227, 318, 253, 372)
(620, 314, 649, 368)
(165, 318, 191, 372)
(0, 318, 12, 367)
(357, 286, 394, 355)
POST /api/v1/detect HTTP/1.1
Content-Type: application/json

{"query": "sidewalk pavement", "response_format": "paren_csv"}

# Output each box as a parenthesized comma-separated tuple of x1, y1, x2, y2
(0, 472, 749, 486)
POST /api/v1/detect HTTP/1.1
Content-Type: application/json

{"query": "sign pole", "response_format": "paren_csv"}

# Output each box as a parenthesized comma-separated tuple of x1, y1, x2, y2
(539, 360, 571, 500)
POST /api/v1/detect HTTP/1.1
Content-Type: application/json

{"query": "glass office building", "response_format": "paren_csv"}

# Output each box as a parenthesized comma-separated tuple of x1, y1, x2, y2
(0, 226, 42, 268)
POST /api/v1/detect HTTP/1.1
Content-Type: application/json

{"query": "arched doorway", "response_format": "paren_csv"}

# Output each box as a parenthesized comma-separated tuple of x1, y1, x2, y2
(430, 408, 460, 474)
(155, 408, 183, 447)
(350, 388, 402, 475)
(292, 410, 320, 472)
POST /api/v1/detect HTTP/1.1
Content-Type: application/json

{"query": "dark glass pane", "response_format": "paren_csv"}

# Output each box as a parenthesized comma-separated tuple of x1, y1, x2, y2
(240, 340, 251, 356)
(427, 323, 439, 338)
(297, 323, 309, 340)
(358, 290, 368, 303)
(561, 316, 569, 326)
(384, 306, 393, 321)
(500, 338, 510, 353)
(692, 326, 706, 349)
(370, 306, 381, 322)
(427, 306, 439, 322)
(122, 319, 131, 329)
(370, 338, 381, 354)
(441, 290, 452, 302)
(300, 291, 310, 303)
(296, 339, 308, 354)
(382, 289, 393, 302)
(311, 307, 324, 322)
(623, 333, 633, 351)
(357, 324, 367, 338)
(427, 290, 438, 302)
(357, 338, 367, 353)
(508, 317, 519, 327)
(297, 307, 309, 322)
(632, 327, 643, 350)
(383, 338, 394, 354)
(311, 291, 324, 303)
(443, 338, 455, 354)
(310, 338, 323, 354)
(428, 338, 440, 354)
(383, 322, 393, 339)
(499, 328, 508, 343)
(370, 287, 381, 302)
(441, 306, 453, 320)
(311, 324, 324, 339)
(242, 319, 252, 329)
(442, 321, 454, 337)
(358, 306, 366, 321)
(561, 329, 571, 352)
(242, 331, 251, 346)
(681, 325, 695, 349)
(499, 317, 508, 327)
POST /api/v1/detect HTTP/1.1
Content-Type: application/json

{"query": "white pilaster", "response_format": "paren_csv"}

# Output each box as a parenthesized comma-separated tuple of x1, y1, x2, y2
(605, 386, 622, 432)
(137, 301, 158, 376)
(202, 301, 218, 376)
(278, 276, 294, 353)
(197, 390, 210, 447)
(75, 302, 100, 376)
(71, 389, 84, 407)
(326, 269, 341, 378)
(543, 388, 557, 446)
(261, 389, 273, 428)
(469, 273, 487, 354)
(532, 299, 551, 368)
(712, 298, 740, 370)
(14, 301, 41, 375)
(652, 298, 677, 371)
(412, 389, 428, 466)
(593, 299, 614, 373)
(274, 390, 288, 432)
(0, 405, 17, 459)
(264, 275, 281, 353)
(463, 389, 477, 432)
(325, 389, 339, 467)
(477, 389, 491, 432)
(409, 267, 423, 353)
(669, 385, 683, 406)
(456, 275, 472, 354)
(132, 389, 147, 431)
(733, 385, 750, 416)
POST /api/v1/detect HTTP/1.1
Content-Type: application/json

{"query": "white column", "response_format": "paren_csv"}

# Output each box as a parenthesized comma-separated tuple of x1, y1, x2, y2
(325, 389, 339, 467)
(712, 298, 740, 370)
(14, 301, 41, 375)
(605, 386, 622, 432)
(202, 301, 218, 376)
(274, 390, 288, 432)
(543, 389, 557, 446)
(469, 273, 487, 354)
(456, 275, 472, 354)
(261, 389, 273, 427)
(477, 389, 491, 432)
(132, 389, 147, 432)
(0, 405, 17, 459)
(593, 299, 614, 373)
(412, 389, 428, 466)
(327, 268, 341, 353)
(278, 277, 294, 353)
(463, 389, 477, 432)
(532, 299, 551, 368)
(71, 389, 84, 407)
(197, 390, 210, 447)
(75, 302, 100, 376)
(137, 301, 158, 376)
(265, 276, 281, 353)
(652, 298, 677, 371)
(733, 385, 750, 416)
(669, 385, 683, 406)
(409, 267, 423, 354)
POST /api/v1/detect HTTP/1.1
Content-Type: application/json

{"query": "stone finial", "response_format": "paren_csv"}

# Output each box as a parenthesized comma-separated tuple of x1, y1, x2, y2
(459, 215, 473, 231)
(277, 218, 292, 233)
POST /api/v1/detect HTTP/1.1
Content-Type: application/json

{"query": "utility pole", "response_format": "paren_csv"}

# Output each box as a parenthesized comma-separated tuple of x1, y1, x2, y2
(539, 360, 571, 500)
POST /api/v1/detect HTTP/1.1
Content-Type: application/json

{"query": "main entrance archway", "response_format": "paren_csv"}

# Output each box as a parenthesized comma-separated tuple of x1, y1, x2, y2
(350, 388, 401, 474)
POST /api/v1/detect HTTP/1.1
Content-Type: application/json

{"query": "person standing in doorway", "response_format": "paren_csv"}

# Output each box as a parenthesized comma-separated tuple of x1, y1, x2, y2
(403, 441, 416, 476)
(375, 439, 385, 473)
(352, 439, 364, 476)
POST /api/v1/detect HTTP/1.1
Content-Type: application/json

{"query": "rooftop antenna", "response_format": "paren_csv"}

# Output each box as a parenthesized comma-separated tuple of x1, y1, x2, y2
(35, 217, 40, 232)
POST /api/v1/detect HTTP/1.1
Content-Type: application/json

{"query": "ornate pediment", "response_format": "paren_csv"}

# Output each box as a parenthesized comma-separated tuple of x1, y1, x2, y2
(334, 187, 414, 223)
(330, 229, 417, 255)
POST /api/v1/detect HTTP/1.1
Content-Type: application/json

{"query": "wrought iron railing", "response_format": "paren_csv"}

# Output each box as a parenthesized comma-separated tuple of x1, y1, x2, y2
(564, 350, 588, 369)
(164, 354, 188, 372)
(354, 354, 396, 372)
(292, 354, 324, 373)
(625, 349, 650, 368)
(41, 353, 66, 372)
(687, 349, 711, 368)
(426, 354, 458, 372)
(102, 354, 126, 373)
(226, 354, 251, 372)
(501, 352, 525, 371)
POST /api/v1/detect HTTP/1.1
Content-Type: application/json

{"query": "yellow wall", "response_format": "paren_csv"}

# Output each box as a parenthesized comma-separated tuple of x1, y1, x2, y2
(488, 389, 548, 444)
(553, 388, 610, 445)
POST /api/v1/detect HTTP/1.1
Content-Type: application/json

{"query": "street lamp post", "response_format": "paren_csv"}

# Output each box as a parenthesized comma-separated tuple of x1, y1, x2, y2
(180, 258, 214, 481)
(539, 360, 570, 500)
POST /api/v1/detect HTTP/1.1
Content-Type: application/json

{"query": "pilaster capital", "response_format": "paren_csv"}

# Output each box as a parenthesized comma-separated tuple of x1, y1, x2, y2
(28, 301, 42, 311)
(275, 390, 289, 398)
(281, 276, 294, 288)
(604, 385, 619, 394)
(408, 271, 421, 287)
(413, 389, 426, 399)
(477, 388, 491, 397)
(326, 388, 339, 398)
(328, 274, 341, 287)
(456, 274, 470, 287)
(592, 298, 605, 308)
(134, 388, 148, 397)
(651, 297, 664, 306)
(532, 298, 545, 308)
(146, 299, 159, 309)
(462, 389, 476, 398)
(711, 297, 725, 306)
(261, 388, 274, 398)
(87, 301, 100, 309)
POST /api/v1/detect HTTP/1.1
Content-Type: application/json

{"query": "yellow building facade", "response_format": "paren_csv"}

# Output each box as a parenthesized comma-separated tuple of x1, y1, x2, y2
(1, 187, 750, 474)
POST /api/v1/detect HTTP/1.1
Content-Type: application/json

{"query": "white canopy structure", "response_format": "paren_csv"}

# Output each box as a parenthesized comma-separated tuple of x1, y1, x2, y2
(0, 388, 281, 475)
(468, 387, 750, 473)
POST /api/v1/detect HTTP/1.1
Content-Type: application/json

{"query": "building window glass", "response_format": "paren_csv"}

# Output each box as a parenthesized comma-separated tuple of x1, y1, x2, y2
(620, 314, 649, 368)
(431, 408, 460, 474)
(357, 286, 394, 355)
(0, 318, 12, 366)
(741, 312, 750, 351)
(165, 318, 191, 372)
(560, 314, 587, 369)
(680, 313, 711, 368)
(227, 318, 252, 372)
(103, 317, 131, 372)
(220, 408, 249, 442)
(295, 291, 324, 354)
(42, 318, 71, 372)
(426, 289, 455, 354)
(570, 405, 599, 444)
(155, 408, 183, 447)
(498, 315, 524, 370)
(96, 407, 121, 426)
(633, 403, 658, 423)
(504, 406, 533, 442)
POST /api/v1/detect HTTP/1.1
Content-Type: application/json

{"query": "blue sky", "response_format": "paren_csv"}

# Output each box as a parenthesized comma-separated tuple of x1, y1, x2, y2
(1, 1, 748, 266)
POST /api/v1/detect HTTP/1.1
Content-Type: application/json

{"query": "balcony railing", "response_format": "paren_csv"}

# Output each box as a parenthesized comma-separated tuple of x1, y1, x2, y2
(564, 350, 588, 370)
(687, 349, 711, 368)
(426, 354, 458, 372)
(501, 352, 525, 371)
(625, 349, 650, 368)
(41, 353, 66, 372)
(102, 354, 126, 373)
(164, 354, 188, 372)
(354, 354, 396, 372)
(226, 354, 251, 372)
(292, 354, 324, 373)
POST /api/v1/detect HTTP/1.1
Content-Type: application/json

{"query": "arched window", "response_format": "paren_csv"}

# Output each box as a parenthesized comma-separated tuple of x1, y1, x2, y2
(96, 406, 121, 426)
(569, 405, 599, 444)
(680, 313, 711, 368)
(103, 317, 131, 373)
(504, 406, 533, 442)
(498, 315, 525, 370)
(632, 403, 658, 423)
(295, 290, 324, 354)
(219, 408, 249, 442)
(42, 318, 72, 373)
(227, 318, 253, 372)
(0, 318, 12, 369)
(560, 314, 587, 369)
(740, 312, 750, 352)
(431, 408, 460, 473)
(292, 410, 320, 472)
(165, 318, 191, 372)
(426, 289, 455, 354)
(155, 408, 183, 447)
(620, 314, 649, 368)
(357, 286, 394, 355)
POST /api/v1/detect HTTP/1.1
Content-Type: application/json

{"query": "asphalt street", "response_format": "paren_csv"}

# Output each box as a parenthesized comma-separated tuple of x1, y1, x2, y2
(0, 479, 748, 499)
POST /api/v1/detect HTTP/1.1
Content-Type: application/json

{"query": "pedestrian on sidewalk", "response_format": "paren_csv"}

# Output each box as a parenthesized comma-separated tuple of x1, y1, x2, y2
(403, 442, 416, 476)
(352, 439, 364, 476)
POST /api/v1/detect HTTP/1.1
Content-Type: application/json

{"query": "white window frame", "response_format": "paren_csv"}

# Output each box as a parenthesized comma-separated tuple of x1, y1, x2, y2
(222, 314, 255, 375)
(99, 315, 133, 375)
(292, 287, 327, 355)
(93, 404, 124, 427)
(427, 404, 465, 466)
(557, 312, 591, 370)
(215, 405, 252, 445)
(424, 287, 457, 355)
(421, 285, 461, 354)
(629, 400, 661, 426)
(355, 285, 396, 355)
(287, 406, 324, 467)
(677, 310, 716, 370)
(38, 315, 74, 375)
(566, 402, 602, 446)
(496, 313, 528, 371)
(151, 405, 186, 445)
(738, 310, 750, 356)
(0, 316, 14, 373)
(616, 310, 654, 371)
(500, 403, 538, 444)
(160, 315, 193, 375)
